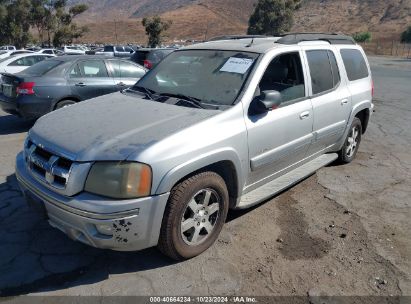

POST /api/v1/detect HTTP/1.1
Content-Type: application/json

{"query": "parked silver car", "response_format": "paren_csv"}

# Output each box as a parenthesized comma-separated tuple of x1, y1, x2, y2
(16, 34, 374, 260)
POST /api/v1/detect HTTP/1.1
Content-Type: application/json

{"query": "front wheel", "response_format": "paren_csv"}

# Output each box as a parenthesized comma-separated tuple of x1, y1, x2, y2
(338, 117, 362, 164)
(158, 171, 229, 260)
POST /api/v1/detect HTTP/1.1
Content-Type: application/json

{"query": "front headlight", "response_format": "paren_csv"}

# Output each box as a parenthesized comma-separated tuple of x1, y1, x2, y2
(85, 162, 152, 199)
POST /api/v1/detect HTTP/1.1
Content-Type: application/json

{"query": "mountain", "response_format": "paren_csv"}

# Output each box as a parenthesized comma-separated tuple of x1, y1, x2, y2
(70, 0, 411, 44)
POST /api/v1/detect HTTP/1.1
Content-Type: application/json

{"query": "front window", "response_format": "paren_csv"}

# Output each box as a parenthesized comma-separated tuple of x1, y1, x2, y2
(134, 50, 259, 106)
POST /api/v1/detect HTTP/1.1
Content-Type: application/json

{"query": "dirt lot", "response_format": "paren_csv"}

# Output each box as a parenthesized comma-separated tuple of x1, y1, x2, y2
(0, 56, 410, 299)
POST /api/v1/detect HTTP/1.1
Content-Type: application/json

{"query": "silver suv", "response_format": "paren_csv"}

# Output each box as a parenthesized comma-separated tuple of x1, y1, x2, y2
(16, 34, 374, 260)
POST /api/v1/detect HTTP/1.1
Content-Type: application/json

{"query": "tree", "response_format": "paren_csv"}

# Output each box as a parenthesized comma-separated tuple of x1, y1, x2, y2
(52, 2, 88, 46)
(5, 0, 32, 48)
(0, 0, 88, 48)
(30, 0, 48, 46)
(0, 2, 8, 45)
(247, 0, 301, 36)
(401, 26, 411, 43)
(353, 32, 372, 43)
(142, 16, 172, 48)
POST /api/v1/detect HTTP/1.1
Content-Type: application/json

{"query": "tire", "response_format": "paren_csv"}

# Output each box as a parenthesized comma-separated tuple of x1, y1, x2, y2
(338, 117, 362, 164)
(55, 99, 76, 110)
(158, 171, 229, 260)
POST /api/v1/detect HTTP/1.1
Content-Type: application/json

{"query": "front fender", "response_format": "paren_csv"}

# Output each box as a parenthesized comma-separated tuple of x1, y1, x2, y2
(154, 148, 244, 197)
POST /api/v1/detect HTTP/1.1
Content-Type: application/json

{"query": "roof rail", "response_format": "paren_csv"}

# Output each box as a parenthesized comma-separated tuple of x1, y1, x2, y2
(277, 33, 356, 45)
(208, 35, 269, 42)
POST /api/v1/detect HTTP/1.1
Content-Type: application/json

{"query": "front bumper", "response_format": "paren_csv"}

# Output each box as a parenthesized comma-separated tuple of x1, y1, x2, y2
(15, 152, 170, 251)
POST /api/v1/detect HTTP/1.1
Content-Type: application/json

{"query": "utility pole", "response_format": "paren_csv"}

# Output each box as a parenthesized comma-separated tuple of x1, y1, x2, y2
(114, 19, 118, 44)
(204, 21, 210, 42)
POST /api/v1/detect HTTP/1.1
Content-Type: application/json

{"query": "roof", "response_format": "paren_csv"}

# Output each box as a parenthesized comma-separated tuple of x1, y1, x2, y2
(183, 37, 282, 54)
(51, 55, 113, 62)
(183, 33, 357, 54)
(136, 48, 178, 52)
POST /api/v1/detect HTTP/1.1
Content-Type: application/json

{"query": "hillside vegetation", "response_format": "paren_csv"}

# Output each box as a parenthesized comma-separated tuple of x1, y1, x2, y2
(71, 0, 411, 43)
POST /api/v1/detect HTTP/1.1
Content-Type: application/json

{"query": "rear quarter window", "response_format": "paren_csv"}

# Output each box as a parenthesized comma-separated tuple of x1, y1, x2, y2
(340, 49, 369, 81)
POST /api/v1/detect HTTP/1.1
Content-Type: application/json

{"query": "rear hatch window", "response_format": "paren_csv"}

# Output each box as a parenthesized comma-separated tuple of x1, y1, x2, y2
(104, 46, 114, 52)
(132, 51, 150, 65)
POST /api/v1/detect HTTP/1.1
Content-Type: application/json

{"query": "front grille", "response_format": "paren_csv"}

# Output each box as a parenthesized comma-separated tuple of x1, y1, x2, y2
(25, 140, 73, 189)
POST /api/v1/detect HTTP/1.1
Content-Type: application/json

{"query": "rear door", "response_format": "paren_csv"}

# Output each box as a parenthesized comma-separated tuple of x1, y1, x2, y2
(67, 59, 116, 100)
(302, 47, 352, 156)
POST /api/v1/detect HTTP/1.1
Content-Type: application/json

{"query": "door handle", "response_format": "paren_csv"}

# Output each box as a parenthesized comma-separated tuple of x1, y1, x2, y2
(117, 82, 126, 87)
(75, 82, 86, 87)
(299, 111, 310, 120)
(341, 99, 349, 105)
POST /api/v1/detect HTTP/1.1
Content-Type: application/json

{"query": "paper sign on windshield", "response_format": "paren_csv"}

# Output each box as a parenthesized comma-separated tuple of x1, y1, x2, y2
(220, 57, 254, 74)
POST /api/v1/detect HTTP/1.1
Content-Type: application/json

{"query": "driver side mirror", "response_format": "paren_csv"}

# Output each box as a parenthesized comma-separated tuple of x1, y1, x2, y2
(249, 90, 282, 115)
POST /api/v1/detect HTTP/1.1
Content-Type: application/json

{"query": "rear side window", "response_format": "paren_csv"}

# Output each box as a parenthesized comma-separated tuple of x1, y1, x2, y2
(340, 49, 369, 81)
(77, 60, 108, 78)
(306, 50, 340, 95)
(104, 46, 114, 52)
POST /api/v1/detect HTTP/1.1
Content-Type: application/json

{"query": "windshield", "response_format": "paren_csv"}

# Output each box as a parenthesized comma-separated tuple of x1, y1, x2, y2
(134, 50, 259, 106)
(22, 59, 62, 76)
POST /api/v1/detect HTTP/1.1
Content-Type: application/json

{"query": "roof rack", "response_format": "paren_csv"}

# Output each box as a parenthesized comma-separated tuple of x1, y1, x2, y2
(277, 33, 356, 45)
(208, 35, 269, 42)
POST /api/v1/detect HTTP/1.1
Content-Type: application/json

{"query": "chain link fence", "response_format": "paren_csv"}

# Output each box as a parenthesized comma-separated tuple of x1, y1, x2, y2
(360, 41, 411, 58)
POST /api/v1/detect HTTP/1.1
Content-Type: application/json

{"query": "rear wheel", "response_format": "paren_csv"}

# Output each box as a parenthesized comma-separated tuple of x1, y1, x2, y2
(158, 171, 229, 260)
(55, 99, 76, 110)
(338, 117, 362, 163)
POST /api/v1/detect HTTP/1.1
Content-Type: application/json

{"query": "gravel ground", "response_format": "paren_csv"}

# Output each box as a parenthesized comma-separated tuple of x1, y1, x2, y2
(0, 56, 410, 299)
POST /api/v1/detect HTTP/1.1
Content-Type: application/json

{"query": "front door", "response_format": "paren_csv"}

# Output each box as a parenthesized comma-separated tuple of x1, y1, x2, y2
(245, 51, 314, 190)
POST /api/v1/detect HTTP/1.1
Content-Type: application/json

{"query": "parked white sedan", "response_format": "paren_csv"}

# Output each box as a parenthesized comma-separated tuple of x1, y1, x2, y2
(36, 48, 65, 56)
(0, 53, 55, 74)
(0, 50, 34, 60)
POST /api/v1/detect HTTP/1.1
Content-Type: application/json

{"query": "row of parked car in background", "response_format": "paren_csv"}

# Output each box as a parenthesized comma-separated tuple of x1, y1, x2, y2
(0, 43, 179, 119)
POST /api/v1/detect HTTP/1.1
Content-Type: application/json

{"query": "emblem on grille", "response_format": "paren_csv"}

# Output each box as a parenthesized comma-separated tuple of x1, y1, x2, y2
(27, 144, 61, 185)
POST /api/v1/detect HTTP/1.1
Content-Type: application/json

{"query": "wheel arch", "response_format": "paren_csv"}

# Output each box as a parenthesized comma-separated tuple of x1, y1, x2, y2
(155, 150, 243, 209)
(355, 108, 370, 134)
(335, 100, 372, 150)
(52, 96, 81, 110)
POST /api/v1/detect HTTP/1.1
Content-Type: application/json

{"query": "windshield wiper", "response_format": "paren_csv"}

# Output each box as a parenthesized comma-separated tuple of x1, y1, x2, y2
(158, 93, 205, 109)
(127, 86, 156, 100)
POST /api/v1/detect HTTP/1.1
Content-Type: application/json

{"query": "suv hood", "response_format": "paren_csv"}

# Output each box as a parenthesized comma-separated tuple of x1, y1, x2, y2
(29, 92, 219, 162)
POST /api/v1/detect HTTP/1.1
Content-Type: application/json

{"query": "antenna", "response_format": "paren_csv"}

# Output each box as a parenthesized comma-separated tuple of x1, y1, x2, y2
(246, 38, 254, 48)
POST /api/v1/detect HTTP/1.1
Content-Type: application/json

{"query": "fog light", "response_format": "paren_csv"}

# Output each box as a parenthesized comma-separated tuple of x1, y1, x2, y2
(95, 224, 113, 236)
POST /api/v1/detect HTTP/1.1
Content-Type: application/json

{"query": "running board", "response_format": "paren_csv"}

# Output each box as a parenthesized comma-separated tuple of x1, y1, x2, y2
(237, 153, 338, 209)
